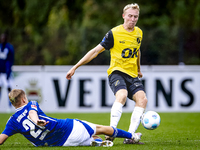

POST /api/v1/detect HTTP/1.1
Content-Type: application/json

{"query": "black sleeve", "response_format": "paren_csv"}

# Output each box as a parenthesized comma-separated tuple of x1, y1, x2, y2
(100, 30, 114, 50)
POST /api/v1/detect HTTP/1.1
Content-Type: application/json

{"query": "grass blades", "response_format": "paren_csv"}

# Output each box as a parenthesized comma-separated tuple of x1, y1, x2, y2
(0, 112, 200, 150)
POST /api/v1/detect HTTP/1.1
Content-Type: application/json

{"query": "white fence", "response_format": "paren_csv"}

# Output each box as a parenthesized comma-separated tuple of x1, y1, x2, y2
(0, 65, 200, 113)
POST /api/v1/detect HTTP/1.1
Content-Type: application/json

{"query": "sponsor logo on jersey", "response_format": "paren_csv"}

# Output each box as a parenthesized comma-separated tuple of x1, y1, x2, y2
(119, 40, 125, 44)
(31, 105, 37, 110)
(137, 38, 141, 44)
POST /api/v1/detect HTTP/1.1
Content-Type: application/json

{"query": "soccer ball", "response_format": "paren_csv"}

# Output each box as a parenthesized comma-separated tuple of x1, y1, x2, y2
(141, 111, 161, 130)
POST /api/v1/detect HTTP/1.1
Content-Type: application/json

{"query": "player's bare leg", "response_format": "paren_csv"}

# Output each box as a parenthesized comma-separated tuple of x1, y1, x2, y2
(92, 125, 141, 146)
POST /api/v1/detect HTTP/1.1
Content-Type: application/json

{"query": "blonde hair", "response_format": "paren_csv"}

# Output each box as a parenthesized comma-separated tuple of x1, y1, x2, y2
(123, 3, 140, 14)
(9, 89, 25, 107)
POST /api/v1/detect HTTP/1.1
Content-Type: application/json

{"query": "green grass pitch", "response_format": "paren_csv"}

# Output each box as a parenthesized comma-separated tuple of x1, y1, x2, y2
(0, 112, 200, 150)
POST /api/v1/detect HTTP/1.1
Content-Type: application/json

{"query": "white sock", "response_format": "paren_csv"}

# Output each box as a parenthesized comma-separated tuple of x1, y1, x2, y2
(128, 106, 144, 133)
(110, 102, 123, 128)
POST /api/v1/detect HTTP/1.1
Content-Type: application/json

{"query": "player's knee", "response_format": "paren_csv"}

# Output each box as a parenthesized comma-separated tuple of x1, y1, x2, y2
(138, 96, 147, 108)
(115, 90, 127, 104)
(116, 95, 127, 105)
(120, 93, 127, 101)
(135, 95, 148, 108)
(142, 97, 148, 106)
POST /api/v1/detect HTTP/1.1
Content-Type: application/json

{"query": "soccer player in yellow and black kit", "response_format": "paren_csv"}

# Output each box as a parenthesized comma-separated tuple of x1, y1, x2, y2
(66, 3, 147, 144)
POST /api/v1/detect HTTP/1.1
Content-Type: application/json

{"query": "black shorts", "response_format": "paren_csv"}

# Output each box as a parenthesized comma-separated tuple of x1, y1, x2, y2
(108, 71, 145, 100)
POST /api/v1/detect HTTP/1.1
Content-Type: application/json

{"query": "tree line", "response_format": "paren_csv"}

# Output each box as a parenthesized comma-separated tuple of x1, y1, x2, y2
(0, 0, 199, 65)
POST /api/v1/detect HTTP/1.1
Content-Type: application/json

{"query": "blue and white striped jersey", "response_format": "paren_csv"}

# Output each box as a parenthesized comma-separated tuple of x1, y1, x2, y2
(2, 101, 74, 146)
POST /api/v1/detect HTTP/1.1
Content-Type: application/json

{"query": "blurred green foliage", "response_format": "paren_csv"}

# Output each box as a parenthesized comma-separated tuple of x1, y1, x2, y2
(0, 0, 199, 65)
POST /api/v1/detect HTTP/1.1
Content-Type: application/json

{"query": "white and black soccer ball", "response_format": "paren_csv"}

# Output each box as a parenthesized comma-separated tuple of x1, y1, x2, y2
(141, 111, 161, 130)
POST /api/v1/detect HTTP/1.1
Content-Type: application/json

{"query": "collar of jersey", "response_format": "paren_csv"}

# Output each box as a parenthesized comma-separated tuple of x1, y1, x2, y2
(15, 104, 27, 112)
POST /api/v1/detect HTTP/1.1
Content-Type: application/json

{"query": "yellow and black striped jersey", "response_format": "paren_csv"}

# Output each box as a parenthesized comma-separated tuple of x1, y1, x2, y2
(100, 25, 143, 78)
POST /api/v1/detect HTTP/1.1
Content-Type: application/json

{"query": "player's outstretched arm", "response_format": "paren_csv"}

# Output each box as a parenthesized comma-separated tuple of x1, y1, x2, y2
(29, 110, 49, 126)
(66, 44, 105, 80)
(0, 134, 8, 145)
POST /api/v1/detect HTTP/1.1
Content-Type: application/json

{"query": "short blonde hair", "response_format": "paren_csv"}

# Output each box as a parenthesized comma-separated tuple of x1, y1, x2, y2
(9, 89, 25, 107)
(123, 3, 140, 13)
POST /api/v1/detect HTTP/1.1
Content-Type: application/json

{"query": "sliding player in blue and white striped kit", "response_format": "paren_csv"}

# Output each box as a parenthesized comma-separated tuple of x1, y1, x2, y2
(0, 89, 141, 147)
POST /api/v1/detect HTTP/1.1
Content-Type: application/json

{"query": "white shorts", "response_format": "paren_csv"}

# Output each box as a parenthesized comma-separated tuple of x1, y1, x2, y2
(63, 120, 97, 146)
(0, 73, 13, 88)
